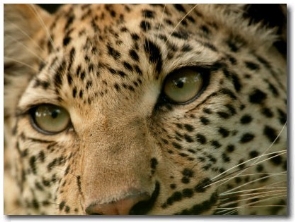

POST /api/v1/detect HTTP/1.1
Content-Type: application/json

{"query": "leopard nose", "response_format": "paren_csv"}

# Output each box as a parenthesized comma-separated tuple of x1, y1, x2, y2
(85, 193, 151, 215)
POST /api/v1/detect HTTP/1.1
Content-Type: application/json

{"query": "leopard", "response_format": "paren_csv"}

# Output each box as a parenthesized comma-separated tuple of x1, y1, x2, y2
(4, 4, 287, 215)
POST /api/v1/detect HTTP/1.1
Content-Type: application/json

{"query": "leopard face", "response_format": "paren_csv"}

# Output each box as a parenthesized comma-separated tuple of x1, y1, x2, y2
(4, 4, 287, 215)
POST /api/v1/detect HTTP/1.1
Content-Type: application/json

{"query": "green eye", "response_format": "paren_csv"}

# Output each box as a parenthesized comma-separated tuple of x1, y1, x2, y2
(163, 68, 207, 104)
(30, 104, 70, 134)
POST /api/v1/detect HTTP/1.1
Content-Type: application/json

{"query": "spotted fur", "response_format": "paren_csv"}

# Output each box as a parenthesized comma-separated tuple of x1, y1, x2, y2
(4, 4, 287, 215)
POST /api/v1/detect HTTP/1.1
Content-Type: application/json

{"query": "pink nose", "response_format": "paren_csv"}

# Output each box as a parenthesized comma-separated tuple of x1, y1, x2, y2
(85, 193, 150, 215)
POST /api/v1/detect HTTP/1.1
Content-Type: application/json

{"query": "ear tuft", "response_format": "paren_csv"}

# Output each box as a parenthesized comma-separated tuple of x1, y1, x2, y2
(242, 4, 287, 56)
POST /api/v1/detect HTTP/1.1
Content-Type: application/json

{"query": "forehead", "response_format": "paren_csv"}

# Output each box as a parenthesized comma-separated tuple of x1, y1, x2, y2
(35, 5, 221, 86)
(23, 4, 223, 115)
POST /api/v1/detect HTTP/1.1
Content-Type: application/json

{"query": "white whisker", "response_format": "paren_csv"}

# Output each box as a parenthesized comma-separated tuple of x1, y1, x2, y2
(28, 5, 55, 51)
(165, 5, 198, 44)
(5, 34, 45, 63)
(4, 56, 38, 71)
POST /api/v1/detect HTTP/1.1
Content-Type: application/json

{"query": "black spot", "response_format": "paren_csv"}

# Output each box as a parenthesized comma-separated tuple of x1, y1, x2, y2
(203, 42, 218, 52)
(131, 33, 140, 41)
(211, 140, 221, 149)
(29, 156, 37, 174)
(217, 111, 230, 119)
(123, 61, 133, 72)
(150, 158, 158, 170)
(181, 177, 190, 184)
(240, 114, 252, 124)
(194, 178, 211, 193)
(240, 133, 255, 143)
(235, 177, 242, 184)
(59, 201, 66, 211)
(114, 83, 120, 91)
(54, 61, 66, 88)
(200, 25, 210, 35)
(249, 150, 259, 158)
(65, 205, 70, 213)
(182, 168, 194, 178)
(176, 192, 218, 215)
(142, 9, 155, 18)
(171, 31, 189, 40)
(256, 164, 264, 172)
(238, 159, 246, 170)
(32, 199, 40, 209)
(172, 142, 182, 150)
(170, 184, 176, 189)
(277, 108, 287, 124)
(80, 71, 86, 81)
(134, 65, 142, 75)
(218, 127, 230, 138)
(196, 134, 207, 144)
(140, 20, 151, 32)
(182, 44, 193, 52)
(184, 134, 194, 143)
(79, 89, 83, 99)
(261, 107, 274, 118)
(184, 124, 194, 132)
(107, 44, 121, 60)
(268, 82, 279, 96)
(182, 189, 194, 198)
(76, 176, 83, 195)
(63, 36, 71, 46)
(144, 39, 162, 74)
(86, 81, 93, 90)
(64, 14, 74, 30)
(67, 73, 73, 85)
(72, 87, 77, 98)
(219, 88, 237, 100)
(173, 4, 186, 13)
(245, 61, 260, 70)
(264, 125, 279, 143)
(249, 89, 267, 104)
(222, 153, 230, 162)
(269, 153, 283, 165)
(231, 74, 241, 92)
(200, 116, 210, 125)
(226, 39, 239, 52)
(203, 108, 212, 114)
(38, 151, 45, 163)
(164, 19, 174, 26)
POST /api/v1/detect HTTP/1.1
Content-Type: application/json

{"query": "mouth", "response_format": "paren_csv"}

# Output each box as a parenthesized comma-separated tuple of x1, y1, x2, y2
(129, 181, 160, 215)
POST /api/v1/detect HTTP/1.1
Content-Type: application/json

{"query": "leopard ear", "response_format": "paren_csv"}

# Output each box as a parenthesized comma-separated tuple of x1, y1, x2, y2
(242, 4, 287, 57)
(4, 4, 51, 118)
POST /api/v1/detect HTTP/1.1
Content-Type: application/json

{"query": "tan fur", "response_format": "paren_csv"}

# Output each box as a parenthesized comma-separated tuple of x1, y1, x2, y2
(4, 4, 287, 215)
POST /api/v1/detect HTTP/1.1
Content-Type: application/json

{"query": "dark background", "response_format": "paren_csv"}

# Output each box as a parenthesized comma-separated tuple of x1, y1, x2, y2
(38, 4, 62, 13)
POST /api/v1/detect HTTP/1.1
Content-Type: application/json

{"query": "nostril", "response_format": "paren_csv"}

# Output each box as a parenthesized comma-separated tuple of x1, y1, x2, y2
(85, 193, 150, 215)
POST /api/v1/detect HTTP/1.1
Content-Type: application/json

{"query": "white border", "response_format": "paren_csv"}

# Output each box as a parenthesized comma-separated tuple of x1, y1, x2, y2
(1, 2, 298, 222)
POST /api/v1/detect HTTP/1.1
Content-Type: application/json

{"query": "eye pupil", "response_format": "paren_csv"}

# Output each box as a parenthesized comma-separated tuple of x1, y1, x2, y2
(51, 110, 59, 118)
(175, 79, 185, 88)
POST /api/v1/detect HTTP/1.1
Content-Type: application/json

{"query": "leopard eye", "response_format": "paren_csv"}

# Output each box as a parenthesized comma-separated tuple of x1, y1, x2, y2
(163, 67, 207, 104)
(30, 104, 70, 134)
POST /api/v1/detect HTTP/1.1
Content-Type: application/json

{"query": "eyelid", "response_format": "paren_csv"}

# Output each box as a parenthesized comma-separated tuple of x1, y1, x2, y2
(17, 99, 63, 117)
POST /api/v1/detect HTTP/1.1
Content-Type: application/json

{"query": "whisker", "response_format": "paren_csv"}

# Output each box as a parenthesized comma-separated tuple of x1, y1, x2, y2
(221, 173, 286, 196)
(165, 5, 198, 44)
(220, 184, 286, 197)
(5, 34, 46, 63)
(212, 122, 287, 182)
(28, 5, 55, 51)
(4, 56, 39, 71)
(5, 20, 45, 52)
(249, 122, 287, 166)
